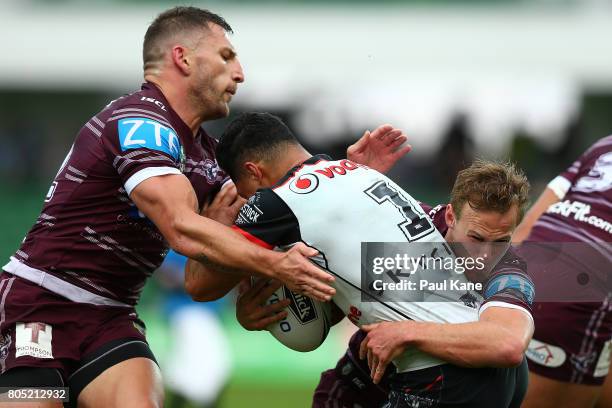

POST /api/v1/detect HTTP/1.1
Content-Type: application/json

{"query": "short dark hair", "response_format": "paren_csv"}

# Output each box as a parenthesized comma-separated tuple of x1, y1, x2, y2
(217, 112, 299, 181)
(143, 7, 232, 70)
(450, 159, 530, 222)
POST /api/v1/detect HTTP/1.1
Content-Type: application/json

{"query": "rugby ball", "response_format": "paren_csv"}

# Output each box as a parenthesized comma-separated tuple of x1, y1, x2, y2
(265, 284, 332, 352)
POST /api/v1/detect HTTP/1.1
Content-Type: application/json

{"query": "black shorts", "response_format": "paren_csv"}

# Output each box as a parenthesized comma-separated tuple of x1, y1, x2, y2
(384, 358, 529, 408)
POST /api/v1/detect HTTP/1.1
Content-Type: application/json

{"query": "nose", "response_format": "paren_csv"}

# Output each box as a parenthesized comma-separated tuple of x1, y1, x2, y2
(233, 59, 245, 84)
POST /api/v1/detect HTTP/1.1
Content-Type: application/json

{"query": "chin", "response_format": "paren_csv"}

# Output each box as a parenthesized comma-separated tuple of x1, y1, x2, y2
(205, 105, 230, 121)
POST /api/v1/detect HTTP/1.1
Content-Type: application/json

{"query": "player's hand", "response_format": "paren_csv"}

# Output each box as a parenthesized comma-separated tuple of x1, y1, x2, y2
(359, 321, 412, 384)
(202, 181, 246, 226)
(236, 278, 291, 331)
(272, 243, 336, 302)
(347, 124, 412, 174)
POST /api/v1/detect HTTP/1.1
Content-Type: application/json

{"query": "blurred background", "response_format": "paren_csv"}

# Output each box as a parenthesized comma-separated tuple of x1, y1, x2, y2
(1, 0, 612, 406)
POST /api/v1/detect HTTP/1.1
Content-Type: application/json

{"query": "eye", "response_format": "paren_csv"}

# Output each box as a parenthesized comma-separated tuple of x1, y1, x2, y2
(221, 50, 235, 62)
(469, 235, 484, 242)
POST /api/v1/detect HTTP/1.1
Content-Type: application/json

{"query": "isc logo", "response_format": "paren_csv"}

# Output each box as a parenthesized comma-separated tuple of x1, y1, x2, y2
(140, 96, 167, 111)
(118, 117, 181, 161)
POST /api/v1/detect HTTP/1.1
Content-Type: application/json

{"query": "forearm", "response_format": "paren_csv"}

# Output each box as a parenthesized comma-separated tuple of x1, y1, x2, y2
(170, 211, 276, 278)
(405, 316, 531, 368)
(402, 307, 533, 367)
(184, 258, 242, 301)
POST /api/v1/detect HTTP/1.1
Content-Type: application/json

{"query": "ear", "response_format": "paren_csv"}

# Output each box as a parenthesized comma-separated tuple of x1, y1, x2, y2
(171, 45, 191, 76)
(445, 203, 456, 229)
(243, 162, 263, 181)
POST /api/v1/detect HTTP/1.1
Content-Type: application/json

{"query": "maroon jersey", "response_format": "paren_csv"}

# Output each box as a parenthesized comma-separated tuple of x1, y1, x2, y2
(3, 82, 226, 306)
(529, 135, 612, 243)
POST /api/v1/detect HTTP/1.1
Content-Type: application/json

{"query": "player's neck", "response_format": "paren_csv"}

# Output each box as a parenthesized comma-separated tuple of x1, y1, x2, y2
(145, 75, 202, 136)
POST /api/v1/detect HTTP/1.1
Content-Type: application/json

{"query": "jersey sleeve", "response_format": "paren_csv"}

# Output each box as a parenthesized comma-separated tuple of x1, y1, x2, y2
(479, 249, 535, 322)
(547, 148, 591, 199)
(232, 189, 301, 249)
(102, 105, 183, 195)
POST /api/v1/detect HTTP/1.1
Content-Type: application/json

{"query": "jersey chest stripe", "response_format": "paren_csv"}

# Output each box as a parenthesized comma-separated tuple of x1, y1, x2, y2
(112, 107, 168, 122)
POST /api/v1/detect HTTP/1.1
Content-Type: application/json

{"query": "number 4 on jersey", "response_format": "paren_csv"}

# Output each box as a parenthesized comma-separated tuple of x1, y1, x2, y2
(365, 180, 435, 241)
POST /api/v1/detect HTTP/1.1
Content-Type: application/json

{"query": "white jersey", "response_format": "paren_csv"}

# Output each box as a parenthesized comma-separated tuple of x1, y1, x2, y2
(234, 156, 481, 371)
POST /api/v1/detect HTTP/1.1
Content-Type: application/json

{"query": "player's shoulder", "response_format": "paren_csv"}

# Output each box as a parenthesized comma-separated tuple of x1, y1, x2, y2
(97, 85, 184, 161)
(484, 247, 535, 307)
(495, 247, 528, 274)
(583, 135, 612, 158)
(235, 188, 292, 226)
(105, 89, 174, 127)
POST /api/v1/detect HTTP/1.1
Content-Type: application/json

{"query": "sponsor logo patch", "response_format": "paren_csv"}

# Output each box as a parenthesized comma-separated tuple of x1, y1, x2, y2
(526, 338, 566, 367)
(289, 173, 319, 194)
(15, 322, 53, 359)
(117, 117, 181, 161)
(237, 203, 263, 225)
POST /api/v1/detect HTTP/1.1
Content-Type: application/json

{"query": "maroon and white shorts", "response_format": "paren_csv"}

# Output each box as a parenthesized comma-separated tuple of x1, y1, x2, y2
(0, 273, 150, 381)
(526, 299, 612, 386)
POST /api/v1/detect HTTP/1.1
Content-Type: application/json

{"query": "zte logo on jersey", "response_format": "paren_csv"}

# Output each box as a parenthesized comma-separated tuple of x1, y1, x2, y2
(289, 160, 362, 194)
(118, 118, 181, 161)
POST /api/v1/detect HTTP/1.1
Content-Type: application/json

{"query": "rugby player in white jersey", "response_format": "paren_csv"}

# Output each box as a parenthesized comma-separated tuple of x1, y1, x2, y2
(186, 112, 536, 407)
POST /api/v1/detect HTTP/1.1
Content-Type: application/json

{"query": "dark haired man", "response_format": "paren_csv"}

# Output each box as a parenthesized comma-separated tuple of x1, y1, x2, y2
(0, 7, 406, 408)
(188, 112, 535, 408)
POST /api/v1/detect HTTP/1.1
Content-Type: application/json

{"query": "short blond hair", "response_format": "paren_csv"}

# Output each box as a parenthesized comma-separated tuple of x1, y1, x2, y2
(450, 159, 530, 221)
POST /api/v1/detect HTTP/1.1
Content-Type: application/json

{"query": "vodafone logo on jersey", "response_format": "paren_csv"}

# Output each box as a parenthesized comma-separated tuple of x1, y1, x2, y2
(289, 174, 319, 194)
(288, 159, 362, 194)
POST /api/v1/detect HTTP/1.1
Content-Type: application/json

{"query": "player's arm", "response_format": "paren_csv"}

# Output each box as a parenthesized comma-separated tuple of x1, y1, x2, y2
(184, 182, 246, 301)
(130, 174, 335, 301)
(513, 155, 583, 243)
(347, 124, 411, 173)
(361, 265, 535, 383)
(360, 307, 534, 384)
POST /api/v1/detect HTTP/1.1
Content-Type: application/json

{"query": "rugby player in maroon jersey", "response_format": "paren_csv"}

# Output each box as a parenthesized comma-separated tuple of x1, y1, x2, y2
(190, 113, 535, 407)
(513, 136, 612, 408)
(0, 7, 409, 408)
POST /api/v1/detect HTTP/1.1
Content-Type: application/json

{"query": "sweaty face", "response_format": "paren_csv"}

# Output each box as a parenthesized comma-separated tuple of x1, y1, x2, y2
(187, 24, 244, 120)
